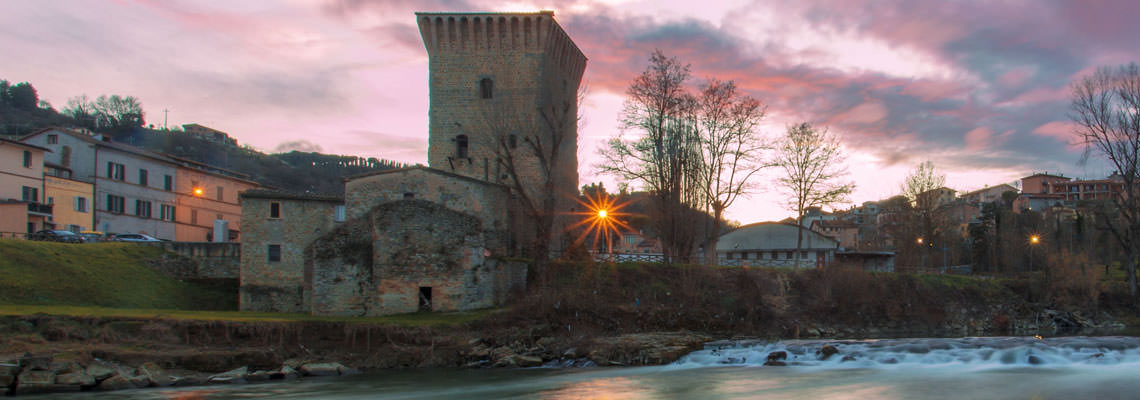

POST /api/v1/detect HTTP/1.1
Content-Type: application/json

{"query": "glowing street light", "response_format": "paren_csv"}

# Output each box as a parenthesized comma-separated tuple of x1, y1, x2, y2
(193, 187, 204, 196)
(1029, 234, 1041, 272)
(568, 192, 634, 258)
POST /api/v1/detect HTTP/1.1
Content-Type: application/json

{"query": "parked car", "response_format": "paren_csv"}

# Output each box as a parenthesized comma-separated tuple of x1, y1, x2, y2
(30, 230, 83, 243)
(78, 231, 106, 243)
(111, 233, 163, 242)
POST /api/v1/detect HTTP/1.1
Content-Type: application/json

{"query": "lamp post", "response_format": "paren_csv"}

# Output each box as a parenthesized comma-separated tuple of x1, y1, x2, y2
(1029, 234, 1040, 273)
(598, 209, 611, 256)
(917, 237, 925, 270)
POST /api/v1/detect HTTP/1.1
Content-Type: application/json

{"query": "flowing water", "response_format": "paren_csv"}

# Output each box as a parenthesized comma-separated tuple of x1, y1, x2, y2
(43, 336, 1140, 399)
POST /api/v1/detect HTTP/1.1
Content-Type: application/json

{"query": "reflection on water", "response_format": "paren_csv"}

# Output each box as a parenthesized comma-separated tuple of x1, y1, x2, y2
(34, 337, 1140, 400)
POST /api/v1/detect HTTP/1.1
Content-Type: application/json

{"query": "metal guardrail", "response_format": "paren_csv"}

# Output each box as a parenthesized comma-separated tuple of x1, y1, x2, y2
(0, 232, 28, 240)
(592, 253, 668, 263)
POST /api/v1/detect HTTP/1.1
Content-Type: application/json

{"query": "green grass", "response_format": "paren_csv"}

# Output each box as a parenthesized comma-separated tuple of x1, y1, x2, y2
(0, 240, 233, 310)
(0, 305, 496, 326)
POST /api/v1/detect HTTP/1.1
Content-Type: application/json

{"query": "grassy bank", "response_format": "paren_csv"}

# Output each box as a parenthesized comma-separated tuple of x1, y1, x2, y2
(0, 240, 233, 310)
(0, 305, 493, 326)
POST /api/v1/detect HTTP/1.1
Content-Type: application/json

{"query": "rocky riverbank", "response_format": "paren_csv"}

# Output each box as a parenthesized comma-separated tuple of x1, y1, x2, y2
(0, 305, 1130, 396)
(0, 352, 359, 395)
(3, 263, 1136, 396)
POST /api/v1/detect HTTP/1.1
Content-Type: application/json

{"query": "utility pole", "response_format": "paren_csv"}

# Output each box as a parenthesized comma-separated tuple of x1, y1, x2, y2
(163, 109, 169, 130)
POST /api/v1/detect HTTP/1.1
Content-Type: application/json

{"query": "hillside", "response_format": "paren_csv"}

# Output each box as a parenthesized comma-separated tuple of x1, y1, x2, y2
(0, 77, 409, 195)
(0, 240, 234, 310)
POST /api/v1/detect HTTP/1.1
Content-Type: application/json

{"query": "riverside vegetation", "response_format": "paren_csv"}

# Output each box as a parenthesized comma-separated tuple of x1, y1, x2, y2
(0, 241, 1136, 395)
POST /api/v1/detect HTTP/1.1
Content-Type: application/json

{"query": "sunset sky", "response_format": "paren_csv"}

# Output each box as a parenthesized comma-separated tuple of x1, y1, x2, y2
(3, 0, 1136, 223)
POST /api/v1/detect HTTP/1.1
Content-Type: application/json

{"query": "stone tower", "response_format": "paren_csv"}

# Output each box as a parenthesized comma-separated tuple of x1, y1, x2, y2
(416, 11, 586, 205)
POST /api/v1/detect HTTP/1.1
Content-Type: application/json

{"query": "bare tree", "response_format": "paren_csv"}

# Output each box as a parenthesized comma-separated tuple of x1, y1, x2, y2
(773, 122, 854, 267)
(1071, 62, 1140, 299)
(694, 79, 769, 265)
(600, 50, 704, 262)
(478, 75, 584, 261)
(900, 160, 946, 261)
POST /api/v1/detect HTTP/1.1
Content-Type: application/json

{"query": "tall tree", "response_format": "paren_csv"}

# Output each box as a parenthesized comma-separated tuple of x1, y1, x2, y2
(773, 122, 854, 267)
(1070, 62, 1140, 299)
(479, 71, 584, 261)
(693, 78, 769, 265)
(600, 50, 704, 262)
(7, 82, 38, 110)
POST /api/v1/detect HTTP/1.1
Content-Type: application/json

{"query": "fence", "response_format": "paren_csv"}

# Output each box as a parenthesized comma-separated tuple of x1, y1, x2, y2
(0, 232, 28, 240)
(592, 252, 667, 263)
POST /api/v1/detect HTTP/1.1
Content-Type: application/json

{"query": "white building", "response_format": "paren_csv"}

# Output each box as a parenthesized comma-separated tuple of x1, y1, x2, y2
(717, 222, 839, 268)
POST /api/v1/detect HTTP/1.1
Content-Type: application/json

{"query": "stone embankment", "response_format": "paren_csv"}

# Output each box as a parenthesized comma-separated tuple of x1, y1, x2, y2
(460, 332, 710, 368)
(0, 353, 360, 396)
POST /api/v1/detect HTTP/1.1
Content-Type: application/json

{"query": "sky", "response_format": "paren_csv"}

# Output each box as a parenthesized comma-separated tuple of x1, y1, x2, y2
(3, 0, 1137, 224)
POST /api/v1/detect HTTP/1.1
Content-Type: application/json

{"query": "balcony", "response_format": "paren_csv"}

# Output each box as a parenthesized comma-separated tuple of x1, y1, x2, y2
(27, 202, 53, 216)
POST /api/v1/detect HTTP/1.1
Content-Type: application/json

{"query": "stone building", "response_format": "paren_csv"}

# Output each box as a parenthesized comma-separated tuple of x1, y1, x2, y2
(239, 190, 343, 312)
(239, 11, 585, 316)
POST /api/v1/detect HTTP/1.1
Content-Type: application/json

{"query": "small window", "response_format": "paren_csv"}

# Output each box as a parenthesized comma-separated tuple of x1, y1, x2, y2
(456, 135, 469, 158)
(106, 195, 124, 214)
(75, 197, 88, 213)
(217, 186, 224, 201)
(160, 204, 175, 221)
(191, 209, 198, 225)
(47, 134, 58, 144)
(334, 205, 346, 222)
(23, 151, 31, 168)
(139, 169, 148, 186)
(135, 200, 152, 218)
(106, 162, 125, 180)
(268, 244, 281, 262)
(269, 202, 281, 219)
(480, 78, 493, 99)
(508, 134, 518, 149)
(22, 186, 38, 202)
(164, 175, 173, 191)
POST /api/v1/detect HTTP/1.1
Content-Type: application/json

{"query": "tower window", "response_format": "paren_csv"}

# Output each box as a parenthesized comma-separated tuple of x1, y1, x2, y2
(456, 135, 469, 158)
(480, 78, 493, 99)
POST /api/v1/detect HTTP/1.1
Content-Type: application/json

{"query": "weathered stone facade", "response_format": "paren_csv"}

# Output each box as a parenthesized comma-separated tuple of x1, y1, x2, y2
(239, 191, 342, 312)
(308, 200, 525, 316)
(417, 11, 586, 250)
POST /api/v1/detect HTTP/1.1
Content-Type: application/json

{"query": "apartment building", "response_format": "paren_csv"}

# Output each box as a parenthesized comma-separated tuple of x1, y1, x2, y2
(0, 138, 50, 236)
(20, 127, 258, 241)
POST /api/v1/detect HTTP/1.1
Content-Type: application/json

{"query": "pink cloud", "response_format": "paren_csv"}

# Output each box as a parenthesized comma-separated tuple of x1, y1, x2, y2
(1033, 121, 1077, 141)
(964, 127, 993, 151)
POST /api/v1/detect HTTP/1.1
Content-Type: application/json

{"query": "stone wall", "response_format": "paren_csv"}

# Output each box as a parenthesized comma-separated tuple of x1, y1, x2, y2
(144, 241, 240, 279)
(239, 192, 341, 313)
(308, 200, 525, 316)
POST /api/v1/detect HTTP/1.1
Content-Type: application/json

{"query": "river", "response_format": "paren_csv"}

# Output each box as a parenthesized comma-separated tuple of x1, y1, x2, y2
(41, 336, 1140, 399)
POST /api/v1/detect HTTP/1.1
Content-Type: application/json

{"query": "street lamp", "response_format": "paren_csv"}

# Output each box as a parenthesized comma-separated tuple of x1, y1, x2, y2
(917, 237, 926, 269)
(597, 209, 611, 255)
(1028, 234, 1040, 273)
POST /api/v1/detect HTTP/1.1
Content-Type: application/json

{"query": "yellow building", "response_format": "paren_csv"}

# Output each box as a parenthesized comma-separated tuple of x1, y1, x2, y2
(45, 174, 94, 232)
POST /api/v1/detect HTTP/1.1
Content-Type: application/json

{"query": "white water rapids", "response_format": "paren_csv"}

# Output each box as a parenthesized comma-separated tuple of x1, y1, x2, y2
(672, 336, 1140, 370)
